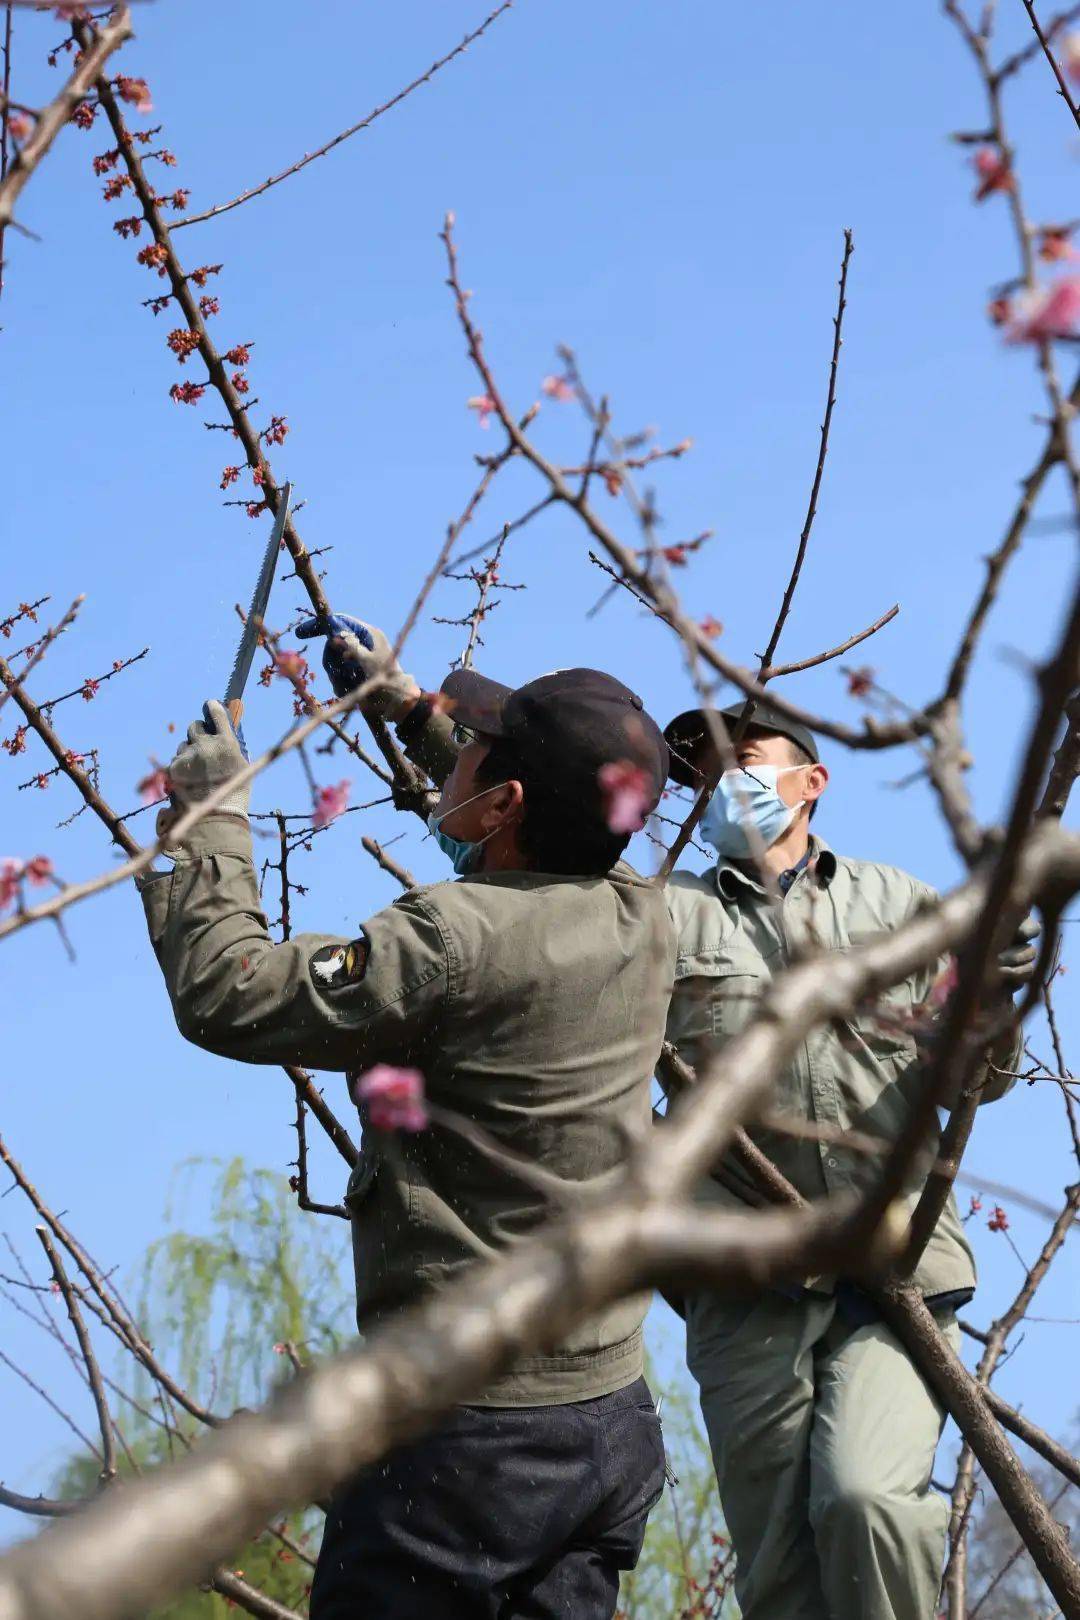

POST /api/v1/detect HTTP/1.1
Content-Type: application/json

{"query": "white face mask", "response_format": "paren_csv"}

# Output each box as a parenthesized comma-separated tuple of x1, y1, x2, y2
(700, 764, 806, 858)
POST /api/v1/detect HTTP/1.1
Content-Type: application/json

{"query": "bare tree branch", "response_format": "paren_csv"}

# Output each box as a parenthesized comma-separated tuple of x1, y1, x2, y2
(33, 1228, 117, 1486)
(360, 835, 416, 890)
(0, 5, 131, 234)
(172, 2, 514, 230)
(1018, 0, 1080, 130)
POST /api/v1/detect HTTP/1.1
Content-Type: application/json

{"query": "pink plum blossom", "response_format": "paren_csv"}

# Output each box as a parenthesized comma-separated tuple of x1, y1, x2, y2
(1005, 278, 1080, 343)
(23, 856, 53, 886)
(598, 760, 653, 835)
(273, 650, 308, 683)
(1063, 32, 1080, 83)
(137, 765, 170, 805)
(353, 1065, 429, 1132)
(312, 780, 350, 830)
(467, 393, 496, 429)
(541, 374, 574, 402)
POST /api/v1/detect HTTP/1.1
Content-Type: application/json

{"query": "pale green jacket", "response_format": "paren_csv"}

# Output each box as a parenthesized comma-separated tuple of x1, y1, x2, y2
(665, 836, 1018, 1300)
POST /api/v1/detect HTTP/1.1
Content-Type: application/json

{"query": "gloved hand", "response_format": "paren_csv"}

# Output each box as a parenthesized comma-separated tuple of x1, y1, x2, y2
(163, 700, 250, 821)
(997, 912, 1040, 992)
(295, 612, 420, 720)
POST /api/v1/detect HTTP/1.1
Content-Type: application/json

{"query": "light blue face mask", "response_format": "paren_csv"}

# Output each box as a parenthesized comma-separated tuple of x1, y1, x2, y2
(428, 783, 508, 876)
(700, 764, 806, 859)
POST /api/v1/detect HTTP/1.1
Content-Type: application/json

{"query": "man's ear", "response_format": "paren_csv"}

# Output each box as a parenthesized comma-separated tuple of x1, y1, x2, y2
(479, 779, 524, 831)
(803, 762, 829, 807)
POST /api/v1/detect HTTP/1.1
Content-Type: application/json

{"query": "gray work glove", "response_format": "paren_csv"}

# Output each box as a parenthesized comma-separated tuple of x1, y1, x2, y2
(295, 612, 420, 720)
(997, 912, 1040, 991)
(163, 700, 250, 821)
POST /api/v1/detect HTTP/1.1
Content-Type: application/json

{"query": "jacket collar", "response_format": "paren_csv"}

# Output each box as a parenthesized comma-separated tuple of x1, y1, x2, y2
(713, 834, 837, 900)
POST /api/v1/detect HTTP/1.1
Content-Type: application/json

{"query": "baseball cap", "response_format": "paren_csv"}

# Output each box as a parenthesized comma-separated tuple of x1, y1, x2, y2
(439, 666, 669, 824)
(664, 698, 819, 788)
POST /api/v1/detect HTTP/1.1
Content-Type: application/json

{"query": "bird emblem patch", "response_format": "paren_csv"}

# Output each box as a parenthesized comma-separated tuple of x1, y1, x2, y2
(310, 935, 369, 990)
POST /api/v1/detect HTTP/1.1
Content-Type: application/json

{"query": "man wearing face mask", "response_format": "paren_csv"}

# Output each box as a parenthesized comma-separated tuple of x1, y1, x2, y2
(137, 639, 676, 1620)
(661, 699, 1038, 1620)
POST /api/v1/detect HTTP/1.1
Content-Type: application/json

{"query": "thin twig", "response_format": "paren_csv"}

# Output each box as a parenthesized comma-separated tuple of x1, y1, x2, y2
(658, 228, 854, 878)
(1018, 0, 1080, 131)
(360, 835, 416, 890)
(172, 2, 514, 230)
(762, 603, 899, 678)
(0, 595, 84, 717)
(290, 1095, 347, 1220)
(34, 1226, 117, 1484)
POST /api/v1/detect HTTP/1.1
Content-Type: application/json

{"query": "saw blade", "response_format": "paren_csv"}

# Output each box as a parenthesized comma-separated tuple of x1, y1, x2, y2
(224, 481, 292, 707)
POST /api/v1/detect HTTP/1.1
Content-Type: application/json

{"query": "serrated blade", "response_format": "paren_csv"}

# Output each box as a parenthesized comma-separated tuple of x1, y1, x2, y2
(224, 481, 292, 708)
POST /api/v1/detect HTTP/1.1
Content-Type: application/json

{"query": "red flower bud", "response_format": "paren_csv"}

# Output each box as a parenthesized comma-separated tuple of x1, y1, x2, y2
(136, 242, 169, 276)
(114, 75, 152, 113)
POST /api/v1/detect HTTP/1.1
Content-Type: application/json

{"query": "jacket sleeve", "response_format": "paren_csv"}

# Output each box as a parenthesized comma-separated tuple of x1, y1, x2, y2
(395, 702, 460, 788)
(906, 876, 1021, 1105)
(137, 814, 448, 1069)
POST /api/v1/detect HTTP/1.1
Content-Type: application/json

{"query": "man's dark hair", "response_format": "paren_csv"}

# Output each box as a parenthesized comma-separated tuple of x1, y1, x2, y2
(787, 736, 819, 821)
(475, 736, 629, 876)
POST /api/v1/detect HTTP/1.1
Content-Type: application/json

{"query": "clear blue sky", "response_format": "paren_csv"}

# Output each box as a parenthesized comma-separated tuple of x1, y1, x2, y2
(1, 0, 1077, 1535)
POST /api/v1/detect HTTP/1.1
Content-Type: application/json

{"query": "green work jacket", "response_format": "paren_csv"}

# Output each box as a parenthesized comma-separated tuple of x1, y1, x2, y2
(139, 814, 676, 1405)
(665, 836, 1018, 1300)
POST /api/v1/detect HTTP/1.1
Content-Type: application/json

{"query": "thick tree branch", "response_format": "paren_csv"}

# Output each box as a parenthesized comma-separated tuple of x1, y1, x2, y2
(3, 825, 1080, 1619)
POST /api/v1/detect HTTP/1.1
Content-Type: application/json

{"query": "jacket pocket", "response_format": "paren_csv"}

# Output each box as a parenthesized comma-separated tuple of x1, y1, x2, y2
(668, 951, 767, 1070)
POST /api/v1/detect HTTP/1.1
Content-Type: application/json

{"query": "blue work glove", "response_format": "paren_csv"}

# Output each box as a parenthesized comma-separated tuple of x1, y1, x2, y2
(295, 612, 420, 720)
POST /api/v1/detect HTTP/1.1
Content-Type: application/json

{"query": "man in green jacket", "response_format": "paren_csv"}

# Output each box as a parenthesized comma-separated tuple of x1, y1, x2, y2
(660, 698, 1036, 1620)
(140, 653, 676, 1620)
(318, 615, 1036, 1620)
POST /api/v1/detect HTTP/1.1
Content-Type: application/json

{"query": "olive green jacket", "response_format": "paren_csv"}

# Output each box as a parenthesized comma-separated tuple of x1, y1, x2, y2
(665, 837, 1019, 1299)
(139, 814, 676, 1405)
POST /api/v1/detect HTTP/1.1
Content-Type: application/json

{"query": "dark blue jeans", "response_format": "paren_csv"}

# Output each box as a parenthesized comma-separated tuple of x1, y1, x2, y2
(309, 1376, 666, 1619)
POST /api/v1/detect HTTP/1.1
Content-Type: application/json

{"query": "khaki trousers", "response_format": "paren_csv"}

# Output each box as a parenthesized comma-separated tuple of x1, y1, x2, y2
(685, 1291, 958, 1620)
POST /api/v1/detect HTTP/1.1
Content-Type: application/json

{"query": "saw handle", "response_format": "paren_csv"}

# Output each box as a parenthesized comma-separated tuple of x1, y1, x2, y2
(226, 698, 244, 731)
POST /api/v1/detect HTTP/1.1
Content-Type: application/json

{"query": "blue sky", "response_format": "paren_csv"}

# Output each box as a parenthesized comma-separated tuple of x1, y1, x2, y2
(1, 0, 1077, 1535)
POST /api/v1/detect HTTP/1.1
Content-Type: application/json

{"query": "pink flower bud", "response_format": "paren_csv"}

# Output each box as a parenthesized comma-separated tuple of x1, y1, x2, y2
(312, 780, 350, 829)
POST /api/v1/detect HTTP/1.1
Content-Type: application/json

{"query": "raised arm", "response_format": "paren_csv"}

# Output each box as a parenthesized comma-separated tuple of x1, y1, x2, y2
(296, 611, 460, 787)
(138, 701, 448, 1069)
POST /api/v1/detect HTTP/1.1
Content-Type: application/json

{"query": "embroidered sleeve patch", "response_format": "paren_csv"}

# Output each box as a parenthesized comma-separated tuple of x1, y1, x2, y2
(310, 934, 369, 991)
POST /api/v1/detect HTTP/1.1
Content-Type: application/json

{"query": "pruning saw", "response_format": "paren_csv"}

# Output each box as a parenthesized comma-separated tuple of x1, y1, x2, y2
(223, 481, 293, 739)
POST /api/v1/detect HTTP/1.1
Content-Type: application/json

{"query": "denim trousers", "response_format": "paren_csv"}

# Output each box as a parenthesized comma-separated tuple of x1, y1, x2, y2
(309, 1375, 667, 1619)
